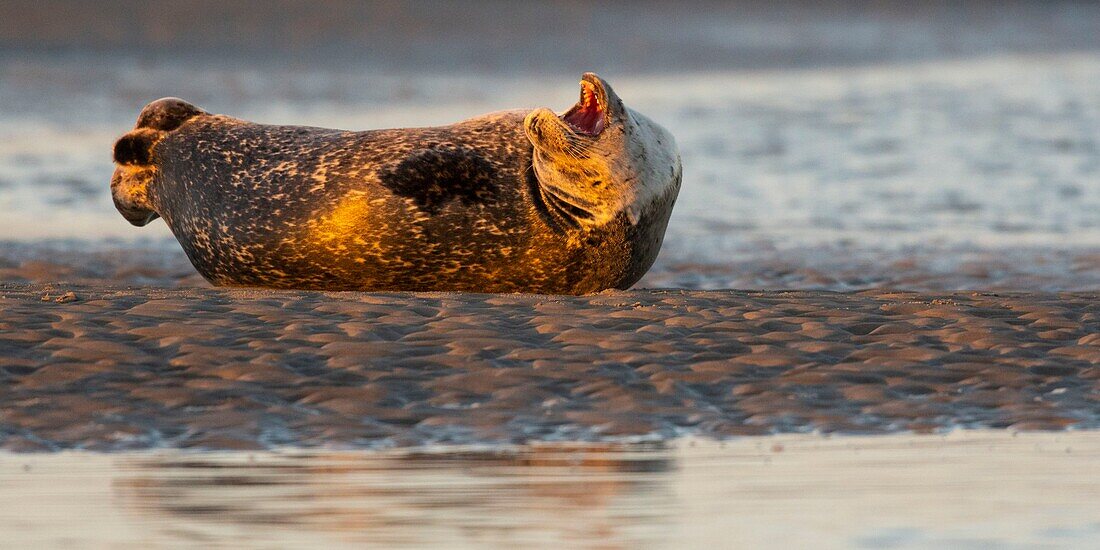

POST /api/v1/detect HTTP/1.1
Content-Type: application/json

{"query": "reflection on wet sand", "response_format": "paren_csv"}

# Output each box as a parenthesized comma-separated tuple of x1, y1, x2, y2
(115, 444, 674, 548)
(5, 432, 1097, 549)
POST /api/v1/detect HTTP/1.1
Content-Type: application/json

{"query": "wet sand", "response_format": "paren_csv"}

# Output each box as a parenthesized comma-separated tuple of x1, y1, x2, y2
(5, 240, 1100, 292)
(2, 283, 1097, 451)
(3, 431, 1099, 549)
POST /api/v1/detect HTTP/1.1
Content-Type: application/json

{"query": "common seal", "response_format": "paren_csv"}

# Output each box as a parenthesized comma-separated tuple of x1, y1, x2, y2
(110, 72, 681, 294)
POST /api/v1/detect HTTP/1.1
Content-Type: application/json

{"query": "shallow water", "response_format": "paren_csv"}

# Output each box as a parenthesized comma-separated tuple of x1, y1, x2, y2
(3, 431, 1098, 549)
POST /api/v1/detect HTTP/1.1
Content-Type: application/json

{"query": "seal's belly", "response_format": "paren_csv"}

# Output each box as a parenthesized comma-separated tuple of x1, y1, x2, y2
(149, 116, 624, 292)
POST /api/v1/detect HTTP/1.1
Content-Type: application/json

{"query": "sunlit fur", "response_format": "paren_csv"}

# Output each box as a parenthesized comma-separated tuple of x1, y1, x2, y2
(108, 73, 682, 294)
(524, 73, 682, 228)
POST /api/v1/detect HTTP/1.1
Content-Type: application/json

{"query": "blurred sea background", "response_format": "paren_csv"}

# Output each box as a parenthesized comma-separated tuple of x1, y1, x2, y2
(2, 0, 1099, 291)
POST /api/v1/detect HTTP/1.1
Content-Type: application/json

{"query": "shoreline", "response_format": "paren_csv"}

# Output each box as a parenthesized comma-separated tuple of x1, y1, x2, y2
(3, 430, 1099, 547)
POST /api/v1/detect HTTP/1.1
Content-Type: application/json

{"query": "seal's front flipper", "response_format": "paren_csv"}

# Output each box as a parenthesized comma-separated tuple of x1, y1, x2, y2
(111, 97, 207, 226)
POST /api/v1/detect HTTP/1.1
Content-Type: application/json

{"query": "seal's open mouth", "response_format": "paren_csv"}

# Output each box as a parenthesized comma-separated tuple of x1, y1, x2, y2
(561, 79, 606, 137)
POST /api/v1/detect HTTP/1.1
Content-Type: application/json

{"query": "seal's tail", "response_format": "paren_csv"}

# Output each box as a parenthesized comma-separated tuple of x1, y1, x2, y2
(111, 98, 206, 226)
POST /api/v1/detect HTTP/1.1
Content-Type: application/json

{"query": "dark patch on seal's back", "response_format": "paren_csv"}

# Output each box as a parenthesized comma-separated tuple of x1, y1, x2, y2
(380, 146, 499, 214)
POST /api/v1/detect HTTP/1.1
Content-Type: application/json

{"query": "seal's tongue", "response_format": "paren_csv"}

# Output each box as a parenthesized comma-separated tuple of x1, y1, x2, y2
(562, 80, 605, 136)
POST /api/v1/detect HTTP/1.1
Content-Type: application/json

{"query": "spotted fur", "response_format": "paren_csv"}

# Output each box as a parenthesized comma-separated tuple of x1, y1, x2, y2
(109, 73, 681, 294)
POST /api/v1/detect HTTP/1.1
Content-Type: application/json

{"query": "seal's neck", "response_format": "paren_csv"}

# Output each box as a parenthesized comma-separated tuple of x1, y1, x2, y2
(530, 149, 633, 229)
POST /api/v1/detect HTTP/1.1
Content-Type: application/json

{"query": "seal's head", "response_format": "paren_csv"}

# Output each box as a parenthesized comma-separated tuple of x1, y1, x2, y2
(524, 72, 681, 228)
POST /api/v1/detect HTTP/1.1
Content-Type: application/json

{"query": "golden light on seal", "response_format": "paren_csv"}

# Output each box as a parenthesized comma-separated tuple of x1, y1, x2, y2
(309, 192, 374, 246)
(110, 73, 681, 294)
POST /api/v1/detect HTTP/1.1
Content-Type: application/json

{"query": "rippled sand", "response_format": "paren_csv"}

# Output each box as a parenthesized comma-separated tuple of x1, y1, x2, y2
(2, 283, 1097, 451)
(3, 431, 1098, 549)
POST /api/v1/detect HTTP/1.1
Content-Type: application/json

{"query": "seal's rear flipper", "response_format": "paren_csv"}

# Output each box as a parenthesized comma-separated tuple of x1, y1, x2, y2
(135, 97, 205, 132)
(113, 97, 206, 167)
(113, 128, 161, 166)
(110, 167, 158, 226)
(111, 97, 206, 225)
